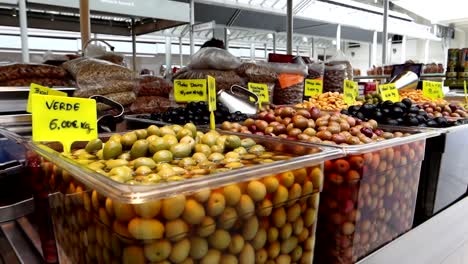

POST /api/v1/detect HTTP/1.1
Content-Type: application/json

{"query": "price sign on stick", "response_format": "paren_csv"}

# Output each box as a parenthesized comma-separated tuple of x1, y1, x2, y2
(173, 79, 207, 102)
(207, 75, 217, 130)
(422, 81, 444, 100)
(343, 80, 358, 105)
(304, 79, 323, 97)
(248, 82, 269, 109)
(378, 83, 400, 102)
(31, 94, 98, 153)
(27, 83, 67, 113)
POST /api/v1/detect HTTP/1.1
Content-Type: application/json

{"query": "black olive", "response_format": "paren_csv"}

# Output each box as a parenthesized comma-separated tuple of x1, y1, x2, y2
(396, 118, 404, 124)
(385, 119, 399, 126)
(374, 111, 383, 120)
(435, 117, 448, 127)
(348, 105, 360, 113)
(426, 120, 438, 127)
(394, 102, 407, 111)
(405, 116, 419, 126)
(382, 108, 391, 116)
(402, 98, 413, 108)
(391, 107, 404, 117)
(341, 109, 349, 115)
(416, 115, 427, 123)
(356, 112, 365, 120)
(383, 100, 394, 108)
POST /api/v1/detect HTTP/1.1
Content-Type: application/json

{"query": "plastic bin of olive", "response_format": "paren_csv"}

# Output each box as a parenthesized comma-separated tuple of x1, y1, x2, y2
(31, 131, 343, 264)
(308, 126, 438, 264)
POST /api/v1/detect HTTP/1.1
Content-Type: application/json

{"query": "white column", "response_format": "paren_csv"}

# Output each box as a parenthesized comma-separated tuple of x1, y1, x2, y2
(296, 45, 300, 56)
(165, 37, 172, 78)
(18, 0, 29, 63)
(336, 24, 342, 51)
(382, 0, 389, 65)
(286, 0, 293, 54)
(250, 43, 255, 60)
(424, 39, 430, 64)
(372, 31, 377, 66)
(179, 37, 183, 67)
(264, 43, 268, 59)
(401, 35, 407, 63)
(273, 33, 277, 53)
(189, 0, 195, 55)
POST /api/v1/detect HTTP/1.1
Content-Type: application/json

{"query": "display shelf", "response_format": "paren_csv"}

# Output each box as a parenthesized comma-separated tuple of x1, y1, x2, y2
(0, 87, 75, 92)
(354, 73, 446, 80)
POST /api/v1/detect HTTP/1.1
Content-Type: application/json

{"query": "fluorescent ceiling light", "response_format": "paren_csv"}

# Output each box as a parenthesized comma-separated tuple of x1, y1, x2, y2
(267, 33, 273, 39)
(302, 36, 308, 42)
(332, 40, 337, 45)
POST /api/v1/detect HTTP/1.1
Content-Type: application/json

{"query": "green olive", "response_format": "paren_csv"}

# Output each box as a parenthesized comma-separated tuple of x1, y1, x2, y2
(88, 161, 105, 170)
(96, 149, 103, 160)
(149, 137, 169, 154)
(182, 199, 206, 225)
(192, 153, 208, 163)
(180, 136, 196, 148)
(166, 219, 189, 242)
(135, 129, 148, 139)
(218, 207, 238, 229)
(158, 167, 176, 179)
(224, 135, 241, 150)
(120, 132, 138, 149)
(133, 157, 157, 169)
(108, 166, 133, 182)
(118, 152, 131, 161)
(162, 194, 186, 220)
(224, 152, 240, 163)
(241, 138, 256, 148)
(239, 243, 255, 264)
(208, 153, 224, 163)
(223, 185, 241, 206)
(103, 140, 123, 160)
(169, 238, 191, 263)
(233, 147, 247, 155)
(216, 135, 227, 146)
(135, 166, 152, 176)
(145, 173, 162, 183)
(184, 123, 197, 138)
(228, 234, 244, 255)
(128, 218, 164, 240)
(220, 254, 238, 264)
(177, 128, 193, 140)
(105, 159, 129, 169)
(211, 145, 224, 154)
(85, 139, 103, 153)
(248, 144, 266, 155)
(208, 229, 231, 250)
(195, 144, 212, 156)
(200, 249, 221, 264)
(170, 143, 193, 159)
(207, 192, 225, 217)
(130, 139, 149, 159)
(163, 134, 179, 147)
(133, 200, 161, 218)
(197, 216, 216, 237)
(153, 150, 174, 163)
(252, 228, 267, 250)
(147, 125, 161, 136)
(108, 134, 121, 142)
(236, 194, 254, 219)
(242, 216, 259, 241)
(171, 124, 183, 134)
(201, 132, 217, 146)
(190, 236, 208, 260)
(144, 239, 171, 262)
(160, 126, 176, 137)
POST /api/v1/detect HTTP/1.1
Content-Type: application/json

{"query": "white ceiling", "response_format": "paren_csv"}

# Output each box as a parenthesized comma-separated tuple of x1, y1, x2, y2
(393, 0, 468, 31)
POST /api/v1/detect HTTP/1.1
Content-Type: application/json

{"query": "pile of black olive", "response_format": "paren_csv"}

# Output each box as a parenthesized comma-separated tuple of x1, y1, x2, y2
(341, 99, 465, 128)
(143, 101, 249, 125)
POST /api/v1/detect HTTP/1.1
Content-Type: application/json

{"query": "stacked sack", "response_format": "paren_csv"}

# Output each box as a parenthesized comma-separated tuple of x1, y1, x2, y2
(62, 58, 136, 111)
(173, 47, 244, 92)
(129, 75, 173, 114)
(0, 63, 73, 87)
(235, 62, 277, 103)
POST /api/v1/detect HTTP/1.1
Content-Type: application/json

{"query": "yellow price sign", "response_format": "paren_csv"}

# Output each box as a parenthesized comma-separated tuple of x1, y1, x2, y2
(304, 79, 323, 97)
(248, 83, 270, 106)
(173, 79, 207, 102)
(343, 80, 358, 105)
(378, 83, 400, 102)
(422, 81, 444, 100)
(207, 75, 217, 130)
(27, 83, 67, 113)
(31, 94, 98, 153)
(207, 76, 217, 112)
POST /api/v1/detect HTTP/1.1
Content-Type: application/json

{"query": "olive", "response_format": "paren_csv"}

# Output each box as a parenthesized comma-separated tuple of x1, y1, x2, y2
(130, 140, 149, 159)
(85, 139, 103, 153)
(103, 140, 123, 160)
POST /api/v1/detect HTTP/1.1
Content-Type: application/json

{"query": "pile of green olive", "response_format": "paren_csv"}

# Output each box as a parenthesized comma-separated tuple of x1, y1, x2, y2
(43, 125, 325, 264)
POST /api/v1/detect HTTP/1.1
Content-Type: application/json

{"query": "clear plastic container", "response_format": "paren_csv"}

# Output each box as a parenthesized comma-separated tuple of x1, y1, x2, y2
(311, 127, 438, 263)
(31, 133, 343, 264)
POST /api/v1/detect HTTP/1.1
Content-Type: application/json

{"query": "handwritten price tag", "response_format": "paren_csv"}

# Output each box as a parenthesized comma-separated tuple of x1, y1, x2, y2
(207, 76, 217, 112)
(174, 79, 207, 102)
(304, 79, 323, 97)
(31, 94, 98, 153)
(343, 80, 358, 105)
(378, 83, 400, 102)
(27, 83, 67, 113)
(248, 83, 269, 106)
(423, 81, 444, 100)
